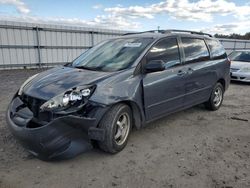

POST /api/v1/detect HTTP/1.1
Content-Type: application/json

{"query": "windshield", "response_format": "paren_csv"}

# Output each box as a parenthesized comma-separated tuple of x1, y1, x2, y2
(229, 51, 250, 62)
(72, 37, 153, 72)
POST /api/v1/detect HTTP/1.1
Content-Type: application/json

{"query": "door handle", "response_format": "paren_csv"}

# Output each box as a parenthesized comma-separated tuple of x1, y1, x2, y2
(177, 70, 186, 76)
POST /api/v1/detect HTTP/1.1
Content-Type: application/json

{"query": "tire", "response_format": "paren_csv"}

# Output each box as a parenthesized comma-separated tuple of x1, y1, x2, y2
(205, 82, 224, 111)
(98, 104, 132, 153)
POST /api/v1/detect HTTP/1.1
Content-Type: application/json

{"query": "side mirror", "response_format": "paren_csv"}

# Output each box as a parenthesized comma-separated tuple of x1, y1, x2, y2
(145, 60, 165, 73)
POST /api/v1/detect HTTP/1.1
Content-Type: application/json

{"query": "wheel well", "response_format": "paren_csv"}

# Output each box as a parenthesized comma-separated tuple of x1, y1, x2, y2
(218, 78, 225, 90)
(118, 101, 143, 130)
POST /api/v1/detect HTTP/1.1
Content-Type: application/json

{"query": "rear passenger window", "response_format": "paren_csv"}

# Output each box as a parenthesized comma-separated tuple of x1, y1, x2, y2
(146, 38, 180, 68)
(182, 38, 209, 63)
(206, 39, 227, 59)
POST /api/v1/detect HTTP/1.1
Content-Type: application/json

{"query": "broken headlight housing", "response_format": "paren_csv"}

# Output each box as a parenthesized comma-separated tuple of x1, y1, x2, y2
(40, 86, 96, 111)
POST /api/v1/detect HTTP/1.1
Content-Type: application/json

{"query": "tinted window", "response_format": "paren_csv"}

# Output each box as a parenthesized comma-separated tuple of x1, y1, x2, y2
(146, 38, 180, 68)
(229, 51, 250, 62)
(182, 38, 209, 63)
(206, 39, 227, 59)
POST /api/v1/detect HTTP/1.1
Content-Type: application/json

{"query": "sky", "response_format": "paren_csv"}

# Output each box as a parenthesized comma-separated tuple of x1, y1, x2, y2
(0, 0, 250, 34)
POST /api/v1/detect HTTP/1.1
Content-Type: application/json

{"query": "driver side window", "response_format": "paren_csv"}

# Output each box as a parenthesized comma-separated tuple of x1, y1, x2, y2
(146, 38, 181, 68)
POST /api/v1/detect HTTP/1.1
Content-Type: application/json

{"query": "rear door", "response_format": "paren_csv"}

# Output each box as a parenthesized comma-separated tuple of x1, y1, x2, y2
(143, 37, 186, 120)
(180, 37, 216, 106)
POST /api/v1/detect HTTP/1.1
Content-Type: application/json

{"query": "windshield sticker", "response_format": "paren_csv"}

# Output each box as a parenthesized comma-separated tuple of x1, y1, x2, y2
(124, 42, 142, 47)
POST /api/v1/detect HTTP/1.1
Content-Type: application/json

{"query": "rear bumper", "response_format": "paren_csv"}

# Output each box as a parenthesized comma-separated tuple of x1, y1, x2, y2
(6, 96, 107, 160)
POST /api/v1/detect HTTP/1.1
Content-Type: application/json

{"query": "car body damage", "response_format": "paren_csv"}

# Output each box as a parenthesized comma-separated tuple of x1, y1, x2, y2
(6, 65, 145, 160)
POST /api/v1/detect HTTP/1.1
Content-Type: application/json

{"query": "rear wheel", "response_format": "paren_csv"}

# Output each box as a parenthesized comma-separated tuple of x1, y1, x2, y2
(205, 82, 224, 111)
(98, 104, 132, 153)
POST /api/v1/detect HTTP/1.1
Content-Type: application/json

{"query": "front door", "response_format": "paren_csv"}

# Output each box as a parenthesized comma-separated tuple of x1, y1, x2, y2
(143, 37, 186, 121)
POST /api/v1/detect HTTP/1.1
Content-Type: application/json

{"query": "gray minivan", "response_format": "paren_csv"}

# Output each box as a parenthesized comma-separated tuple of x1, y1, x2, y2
(6, 30, 230, 160)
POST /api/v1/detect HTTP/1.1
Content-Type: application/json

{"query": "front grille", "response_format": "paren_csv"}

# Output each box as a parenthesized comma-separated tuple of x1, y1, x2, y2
(230, 68, 239, 72)
(21, 94, 46, 118)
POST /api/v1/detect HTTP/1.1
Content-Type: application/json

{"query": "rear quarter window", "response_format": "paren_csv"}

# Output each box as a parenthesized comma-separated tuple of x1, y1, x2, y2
(181, 38, 210, 63)
(205, 39, 227, 59)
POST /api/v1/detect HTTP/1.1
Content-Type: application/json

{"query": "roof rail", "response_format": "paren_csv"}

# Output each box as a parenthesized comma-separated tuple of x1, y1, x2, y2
(122, 29, 213, 37)
(122, 30, 164, 36)
(164, 29, 213, 37)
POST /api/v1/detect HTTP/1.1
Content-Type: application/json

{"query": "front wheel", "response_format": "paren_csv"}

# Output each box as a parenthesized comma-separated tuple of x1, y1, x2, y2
(98, 104, 132, 153)
(205, 82, 224, 111)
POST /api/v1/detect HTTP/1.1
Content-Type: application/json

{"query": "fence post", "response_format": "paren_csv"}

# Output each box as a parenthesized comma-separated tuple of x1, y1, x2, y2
(90, 31, 94, 47)
(35, 26, 42, 68)
(233, 40, 236, 51)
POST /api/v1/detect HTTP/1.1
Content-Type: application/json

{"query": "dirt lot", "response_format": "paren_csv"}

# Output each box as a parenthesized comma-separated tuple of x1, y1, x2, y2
(0, 69, 249, 188)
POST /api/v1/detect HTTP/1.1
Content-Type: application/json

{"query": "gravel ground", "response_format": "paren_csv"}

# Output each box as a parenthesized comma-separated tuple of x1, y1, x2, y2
(0, 69, 249, 188)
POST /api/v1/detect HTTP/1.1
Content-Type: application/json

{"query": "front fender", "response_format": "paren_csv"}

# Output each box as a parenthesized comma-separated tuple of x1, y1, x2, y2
(89, 71, 145, 128)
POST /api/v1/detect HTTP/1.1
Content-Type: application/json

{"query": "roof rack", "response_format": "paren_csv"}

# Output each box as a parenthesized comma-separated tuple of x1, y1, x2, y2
(122, 29, 213, 37)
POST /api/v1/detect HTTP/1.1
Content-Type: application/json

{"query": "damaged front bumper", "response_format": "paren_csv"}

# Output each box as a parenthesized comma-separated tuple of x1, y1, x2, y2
(6, 96, 108, 160)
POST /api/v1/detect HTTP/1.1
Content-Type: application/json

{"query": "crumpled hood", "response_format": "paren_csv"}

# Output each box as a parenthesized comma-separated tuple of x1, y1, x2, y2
(231, 61, 250, 69)
(23, 66, 115, 100)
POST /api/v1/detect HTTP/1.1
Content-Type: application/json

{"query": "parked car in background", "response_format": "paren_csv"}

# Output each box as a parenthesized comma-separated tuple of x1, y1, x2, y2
(6, 30, 230, 160)
(229, 50, 250, 82)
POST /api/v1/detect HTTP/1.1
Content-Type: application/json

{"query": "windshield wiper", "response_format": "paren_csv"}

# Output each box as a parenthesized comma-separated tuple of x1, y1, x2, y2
(64, 62, 73, 67)
(75, 65, 100, 71)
